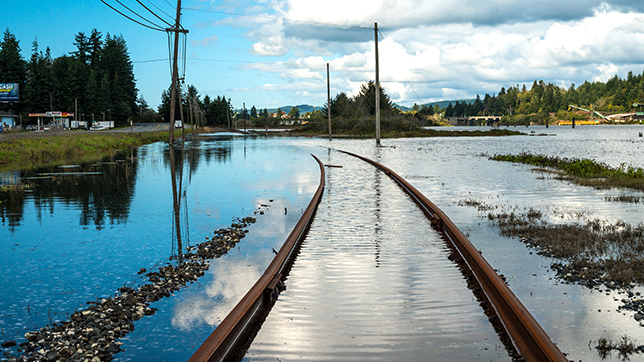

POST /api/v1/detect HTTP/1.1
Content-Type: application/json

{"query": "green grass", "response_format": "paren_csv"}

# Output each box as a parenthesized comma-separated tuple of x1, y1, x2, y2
(491, 153, 644, 190)
(0, 131, 169, 171)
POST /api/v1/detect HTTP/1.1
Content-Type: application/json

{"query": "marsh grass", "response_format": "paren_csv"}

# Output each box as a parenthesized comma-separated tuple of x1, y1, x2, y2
(605, 195, 643, 204)
(0, 132, 168, 171)
(486, 209, 644, 285)
(592, 335, 639, 360)
(491, 153, 644, 191)
(457, 198, 496, 211)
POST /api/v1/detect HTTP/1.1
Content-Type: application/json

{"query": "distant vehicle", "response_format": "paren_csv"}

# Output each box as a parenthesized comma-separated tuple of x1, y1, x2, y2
(90, 125, 105, 131)
(174, 120, 183, 129)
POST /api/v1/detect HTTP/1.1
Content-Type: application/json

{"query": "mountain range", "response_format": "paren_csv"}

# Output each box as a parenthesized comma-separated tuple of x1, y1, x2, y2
(239, 99, 476, 114)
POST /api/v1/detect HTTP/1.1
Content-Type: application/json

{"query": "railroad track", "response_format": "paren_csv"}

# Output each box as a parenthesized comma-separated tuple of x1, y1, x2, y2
(190, 149, 568, 362)
(188, 154, 325, 362)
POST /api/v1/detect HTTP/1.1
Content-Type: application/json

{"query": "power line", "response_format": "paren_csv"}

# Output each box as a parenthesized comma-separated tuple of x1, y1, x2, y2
(142, 0, 175, 21)
(133, 58, 169, 63)
(136, 0, 174, 27)
(113, 0, 164, 28)
(99, 0, 165, 31)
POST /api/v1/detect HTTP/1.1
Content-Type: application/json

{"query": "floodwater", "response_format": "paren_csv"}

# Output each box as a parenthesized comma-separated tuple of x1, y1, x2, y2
(2, 125, 644, 361)
(246, 150, 508, 361)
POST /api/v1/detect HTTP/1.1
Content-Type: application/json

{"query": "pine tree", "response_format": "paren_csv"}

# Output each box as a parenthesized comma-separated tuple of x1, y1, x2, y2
(0, 29, 26, 112)
(24, 39, 55, 112)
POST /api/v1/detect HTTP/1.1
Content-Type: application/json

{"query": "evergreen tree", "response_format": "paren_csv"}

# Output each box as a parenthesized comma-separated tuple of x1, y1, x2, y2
(288, 105, 299, 119)
(444, 103, 454, 117)
(24, 39, 55, 112)
(353, 81, 393, 116)
(0, 29, 27, 112)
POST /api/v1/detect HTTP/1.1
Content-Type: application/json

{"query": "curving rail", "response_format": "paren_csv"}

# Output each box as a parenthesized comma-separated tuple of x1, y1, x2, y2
(189, 154, 326, 362)
(340, 149, 568, 362)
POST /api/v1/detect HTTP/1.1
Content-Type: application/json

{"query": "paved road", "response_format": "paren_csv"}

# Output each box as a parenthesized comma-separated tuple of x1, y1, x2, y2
(108, 123, 171, 133)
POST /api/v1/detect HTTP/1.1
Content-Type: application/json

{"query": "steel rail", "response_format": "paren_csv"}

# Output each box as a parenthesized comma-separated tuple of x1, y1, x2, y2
(189, 154, 326, 362)
(340, 149, 568, 362)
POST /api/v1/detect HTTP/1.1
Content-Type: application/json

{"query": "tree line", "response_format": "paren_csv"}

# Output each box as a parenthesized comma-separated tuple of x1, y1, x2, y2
(440, 72, 644, 123)
(0, 29, 138, 127)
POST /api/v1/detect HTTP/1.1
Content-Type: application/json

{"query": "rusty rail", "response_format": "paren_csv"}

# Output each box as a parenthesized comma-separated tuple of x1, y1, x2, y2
(189, 154, 325, 362)
(340, 149, 568, 362)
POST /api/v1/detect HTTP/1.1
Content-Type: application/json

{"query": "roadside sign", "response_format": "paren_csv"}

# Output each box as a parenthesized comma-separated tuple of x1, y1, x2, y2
(0, 83, 19, 101)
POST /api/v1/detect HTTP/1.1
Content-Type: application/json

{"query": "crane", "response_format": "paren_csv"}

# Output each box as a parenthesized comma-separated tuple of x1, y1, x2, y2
(567, 104, 609, 122)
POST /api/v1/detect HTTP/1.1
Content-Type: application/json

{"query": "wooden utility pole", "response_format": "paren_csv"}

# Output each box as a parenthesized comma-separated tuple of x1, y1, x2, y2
(168, 0, 188, 144)
(374, 22, 381, 144)
(178, 81, 186, 139)
(327, 63, 332, 141)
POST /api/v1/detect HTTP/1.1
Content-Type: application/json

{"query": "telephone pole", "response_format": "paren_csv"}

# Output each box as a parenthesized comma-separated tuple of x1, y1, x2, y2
(374, 22, 381, 145)
(327, 63, 332, 141)
(168, 0, 188, 144)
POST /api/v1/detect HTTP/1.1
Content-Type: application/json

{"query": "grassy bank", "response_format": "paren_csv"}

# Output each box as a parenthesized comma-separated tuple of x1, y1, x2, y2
(491, 153, 644, 190)
(0, 131, 169, 171)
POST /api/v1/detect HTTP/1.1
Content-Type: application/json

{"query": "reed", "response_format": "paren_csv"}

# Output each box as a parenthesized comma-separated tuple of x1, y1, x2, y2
(491, 153, 644, 191)
(486, 209, 644, 285)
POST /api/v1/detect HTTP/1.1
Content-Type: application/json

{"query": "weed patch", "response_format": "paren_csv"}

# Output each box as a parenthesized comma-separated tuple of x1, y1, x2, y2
(491, 153, 644, 191)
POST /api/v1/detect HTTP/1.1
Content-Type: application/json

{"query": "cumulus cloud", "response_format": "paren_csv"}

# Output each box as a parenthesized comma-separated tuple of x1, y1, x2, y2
(191, 35, 219, 48)
(189, 0, 644, 107)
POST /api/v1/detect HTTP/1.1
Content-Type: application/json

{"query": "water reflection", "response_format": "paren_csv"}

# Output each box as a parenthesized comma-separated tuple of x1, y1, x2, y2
(0, 152, 139, 231)
(171, 260, 263, 330)
(169, 142, 187, 260)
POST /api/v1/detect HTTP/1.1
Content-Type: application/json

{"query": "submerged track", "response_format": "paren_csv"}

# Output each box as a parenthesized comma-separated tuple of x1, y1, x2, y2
(190, 149, 568, 362)
(340, 149, 567, 362)
(189, 154, 325, 362)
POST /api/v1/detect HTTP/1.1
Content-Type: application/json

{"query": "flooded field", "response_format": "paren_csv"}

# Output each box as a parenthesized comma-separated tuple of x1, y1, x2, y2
(2, 125, 644, 361)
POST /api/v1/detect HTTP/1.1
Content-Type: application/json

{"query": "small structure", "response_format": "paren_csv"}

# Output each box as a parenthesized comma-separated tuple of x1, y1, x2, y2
(29, 112, 75, 129)
(0, 111, 18, 129)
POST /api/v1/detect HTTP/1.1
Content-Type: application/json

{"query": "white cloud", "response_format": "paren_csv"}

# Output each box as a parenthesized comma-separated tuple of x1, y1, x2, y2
(189, 0, 644, 106)
(191, 35, 219, 48)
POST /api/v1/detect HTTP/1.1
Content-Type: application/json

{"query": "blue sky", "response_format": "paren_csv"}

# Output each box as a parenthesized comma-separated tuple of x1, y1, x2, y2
(5, 1, 644, 111)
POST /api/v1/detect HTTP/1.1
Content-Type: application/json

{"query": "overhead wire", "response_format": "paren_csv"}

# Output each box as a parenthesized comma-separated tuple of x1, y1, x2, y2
(99, 0, 166, 31)
(136, 0, 174, 27)
(133, 58, 169, 63)
(377, 28, 425, 105)
(162, 0, 175, 9)
(142, 0, 175, 21)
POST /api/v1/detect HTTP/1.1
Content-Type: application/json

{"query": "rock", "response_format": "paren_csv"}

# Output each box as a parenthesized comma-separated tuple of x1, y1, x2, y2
(1, 340, 17, 348)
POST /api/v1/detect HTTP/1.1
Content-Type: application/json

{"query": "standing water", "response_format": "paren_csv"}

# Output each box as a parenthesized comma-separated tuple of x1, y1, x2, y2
(1, 125, 644, 361)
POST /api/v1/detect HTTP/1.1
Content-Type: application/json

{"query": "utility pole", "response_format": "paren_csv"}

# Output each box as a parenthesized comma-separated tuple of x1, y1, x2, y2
(327, 62, 332, 141)
(374, 22, 381, 145)
(178, 80, 186, 139)
(168, 0, 188, 144)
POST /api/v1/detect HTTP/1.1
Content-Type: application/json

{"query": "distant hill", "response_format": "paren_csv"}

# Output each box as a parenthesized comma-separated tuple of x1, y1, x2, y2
(395, 99, 476, 111)
(244, 100, 474, 114)
(241, 104, 322, 114)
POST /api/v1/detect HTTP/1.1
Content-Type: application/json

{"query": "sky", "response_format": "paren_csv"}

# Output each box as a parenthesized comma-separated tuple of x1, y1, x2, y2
(4, 0, 644, 110)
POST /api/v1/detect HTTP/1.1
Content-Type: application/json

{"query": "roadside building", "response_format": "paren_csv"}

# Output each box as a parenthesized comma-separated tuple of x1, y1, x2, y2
(0, 111, 18, 129)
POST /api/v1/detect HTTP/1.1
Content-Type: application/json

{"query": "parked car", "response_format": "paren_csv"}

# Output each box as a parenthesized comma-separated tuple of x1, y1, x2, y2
(174, 120, 183, 129)
(90, 125, 105, 131)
